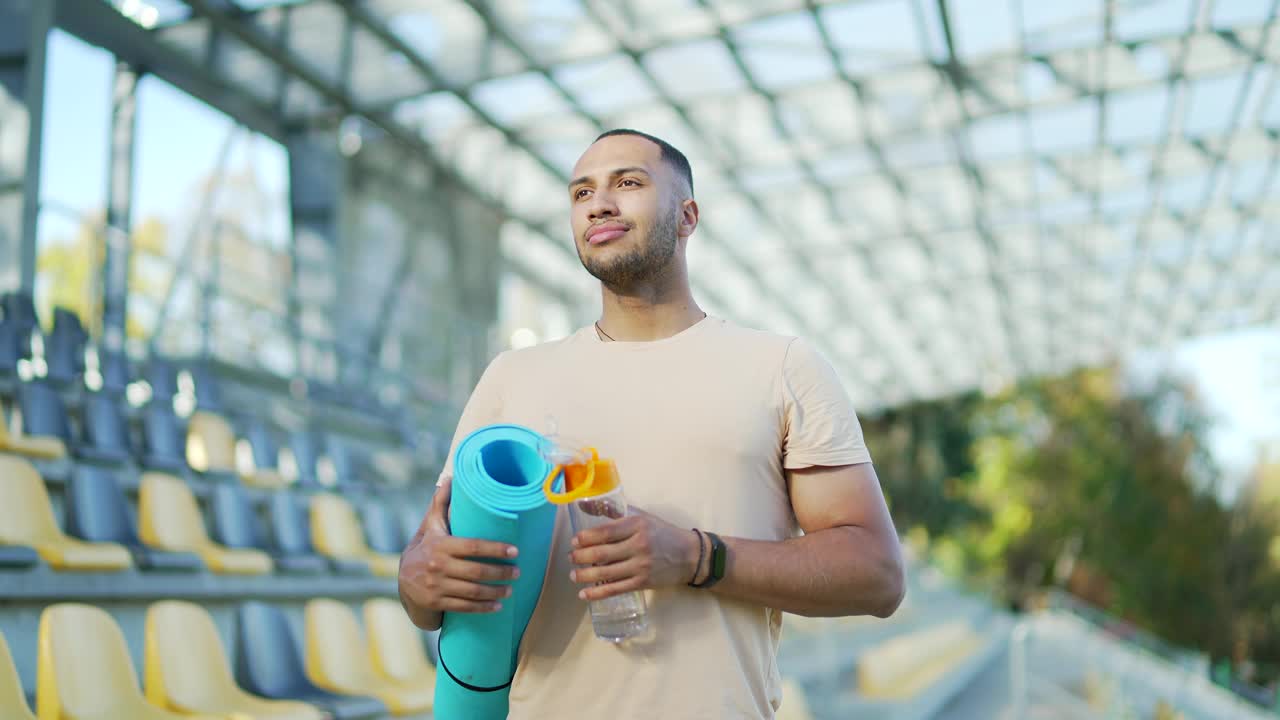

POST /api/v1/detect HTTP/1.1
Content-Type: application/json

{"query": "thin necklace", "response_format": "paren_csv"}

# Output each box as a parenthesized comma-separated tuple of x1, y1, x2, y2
(595, 312, 707, 342)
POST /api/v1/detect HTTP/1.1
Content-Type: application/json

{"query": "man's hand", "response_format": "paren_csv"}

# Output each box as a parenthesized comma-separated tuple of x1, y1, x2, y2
(568, 508, 700, 602)
(399, 476, 521, 625)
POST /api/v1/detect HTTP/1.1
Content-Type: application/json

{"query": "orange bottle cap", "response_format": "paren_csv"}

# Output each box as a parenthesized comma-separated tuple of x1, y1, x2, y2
(543, 447, 620, 504)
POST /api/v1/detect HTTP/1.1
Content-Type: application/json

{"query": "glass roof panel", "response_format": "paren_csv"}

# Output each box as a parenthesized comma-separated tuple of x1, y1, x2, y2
(148, 0, 1280, 406)
(820, 0, 931, 74)
(733, 11, 836, 90)
(489, 0, 618, 65)
(642, 38, 748, 100)
(552, 53, 659, 116)
(469, 71, 575, 128)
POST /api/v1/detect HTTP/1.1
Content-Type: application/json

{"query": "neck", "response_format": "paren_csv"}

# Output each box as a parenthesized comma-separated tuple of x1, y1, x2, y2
(597, 266, 704, 342)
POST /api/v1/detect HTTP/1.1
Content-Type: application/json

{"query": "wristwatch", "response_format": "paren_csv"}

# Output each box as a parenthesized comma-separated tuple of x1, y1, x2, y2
(691, 531, 727, 589)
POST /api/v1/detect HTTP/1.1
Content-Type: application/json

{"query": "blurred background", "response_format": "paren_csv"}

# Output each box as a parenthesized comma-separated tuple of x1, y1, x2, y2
(0, 0, 1278, 718)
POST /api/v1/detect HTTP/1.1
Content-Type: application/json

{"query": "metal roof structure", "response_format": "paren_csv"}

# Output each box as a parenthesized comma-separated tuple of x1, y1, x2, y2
(90, 0, 1280, 408)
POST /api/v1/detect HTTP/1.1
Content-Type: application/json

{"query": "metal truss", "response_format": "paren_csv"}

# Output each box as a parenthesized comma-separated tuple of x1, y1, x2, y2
(97, 0, 1280, 408)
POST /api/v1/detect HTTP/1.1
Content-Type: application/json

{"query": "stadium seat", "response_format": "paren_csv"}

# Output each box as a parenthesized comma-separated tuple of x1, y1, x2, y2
(0, 630, 36, 720)
(856, 620, 982, 699)
(400, 506, 422, 548)
(304, 599, 433, 716)
(139, 403, 188, 473)
(75, 393, 133, 465)
(65, 467, 203, 572)
(212, 484, 325, 571)
(43, 308, 87, 387)
(144, 356, 179, 401)
(186, 410, 238, 477)
(288, 431, 323, 488)
(267, 492, 349, 575)
(37, 603, 212, 719)
(326, 437, 377, 488)
(0, 320, 22, 379)
(98, 349, 131, 396)
(144, 600, 324, 720)
(310, 494, 398, 577)
(235, 602, 387, 720)
(0, 545, 40, 568)
(138, 472, 273, 574)
(241, 418, 290, 489)
(0, 455, 131, 571)
(362, 598, 437, 689)
(189, 361, 225, 412)
(1, 292, 37, 355)
(360, 501, 405, 555)
(0, 388, 68, 460)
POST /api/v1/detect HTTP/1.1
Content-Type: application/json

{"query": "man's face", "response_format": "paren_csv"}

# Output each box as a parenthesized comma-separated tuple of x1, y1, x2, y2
(568, 135, 685, 288)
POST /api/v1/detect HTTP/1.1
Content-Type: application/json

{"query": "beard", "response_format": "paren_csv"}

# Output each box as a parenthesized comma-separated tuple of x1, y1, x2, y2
(577, 209, 679, 290)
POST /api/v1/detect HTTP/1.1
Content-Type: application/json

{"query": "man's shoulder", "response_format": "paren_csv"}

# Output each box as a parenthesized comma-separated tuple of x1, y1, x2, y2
(707, 317, 802, 355)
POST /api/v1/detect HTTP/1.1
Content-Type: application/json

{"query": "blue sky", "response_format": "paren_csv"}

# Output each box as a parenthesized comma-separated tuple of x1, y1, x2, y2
(33, 21, 1280, 498)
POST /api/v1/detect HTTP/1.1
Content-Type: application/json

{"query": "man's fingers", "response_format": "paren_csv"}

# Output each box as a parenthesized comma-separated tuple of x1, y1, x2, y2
(570, 537, 634, 567)
(446, 556, 520, 583)
(441, 535, 519, 561)
(579, 576, 646, 603)
(572, 516, 639, 550)
(571, 557, 644, 587)
(439, 577, 514, 602)
(436, 597, 504, 614)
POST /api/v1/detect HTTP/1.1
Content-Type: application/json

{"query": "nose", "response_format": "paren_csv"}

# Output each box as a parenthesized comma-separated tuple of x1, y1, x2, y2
(586, 189, 618, 222)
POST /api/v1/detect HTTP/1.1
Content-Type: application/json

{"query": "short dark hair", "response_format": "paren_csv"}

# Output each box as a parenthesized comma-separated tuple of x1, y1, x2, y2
(595, 128, 694, 197)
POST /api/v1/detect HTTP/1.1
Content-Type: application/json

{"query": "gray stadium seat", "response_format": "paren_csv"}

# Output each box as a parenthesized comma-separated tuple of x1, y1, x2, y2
(64, 466, 203, 572)
(235, 602, 387, 720)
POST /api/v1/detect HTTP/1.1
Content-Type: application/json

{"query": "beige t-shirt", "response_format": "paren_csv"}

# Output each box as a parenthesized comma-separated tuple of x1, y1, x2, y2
(439, 316, 872, 720)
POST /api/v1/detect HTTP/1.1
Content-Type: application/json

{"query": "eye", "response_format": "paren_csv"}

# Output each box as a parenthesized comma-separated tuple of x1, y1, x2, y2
(574, 188, 591, 200)
(620, 178, 640, 187)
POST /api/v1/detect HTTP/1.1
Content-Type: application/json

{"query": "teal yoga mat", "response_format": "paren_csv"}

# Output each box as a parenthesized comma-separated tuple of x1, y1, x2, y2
(434, 424, 558, 719)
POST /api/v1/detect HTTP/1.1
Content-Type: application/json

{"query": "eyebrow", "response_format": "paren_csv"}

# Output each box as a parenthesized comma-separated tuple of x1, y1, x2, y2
(568, 166, 651, 190)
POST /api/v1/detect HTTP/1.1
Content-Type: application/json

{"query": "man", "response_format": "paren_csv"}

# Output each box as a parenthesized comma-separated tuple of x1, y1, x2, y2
(399, 129, 905, 719)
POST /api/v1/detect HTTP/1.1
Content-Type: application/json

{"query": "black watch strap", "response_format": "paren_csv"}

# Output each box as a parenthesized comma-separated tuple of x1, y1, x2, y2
(691, 531, 726, 589)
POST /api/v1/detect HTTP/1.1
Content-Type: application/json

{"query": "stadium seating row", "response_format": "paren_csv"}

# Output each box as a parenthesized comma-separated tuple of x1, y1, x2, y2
(0, 598, 436, 719)
(0, 379, 383, 490)
(0, 454, 411, 577)
(0, 293, 404, 427)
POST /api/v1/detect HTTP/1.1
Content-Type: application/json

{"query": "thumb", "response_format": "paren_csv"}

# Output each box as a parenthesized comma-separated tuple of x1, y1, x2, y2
(422, 475, 452, 535)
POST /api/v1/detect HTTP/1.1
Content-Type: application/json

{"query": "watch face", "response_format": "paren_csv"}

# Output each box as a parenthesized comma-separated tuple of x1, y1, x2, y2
(710, 535, 727, 578)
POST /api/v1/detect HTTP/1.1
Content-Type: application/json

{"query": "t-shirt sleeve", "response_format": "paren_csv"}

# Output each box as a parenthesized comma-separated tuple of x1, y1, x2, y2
(780, 337, 873, 470)
(438, 351, 511, 480)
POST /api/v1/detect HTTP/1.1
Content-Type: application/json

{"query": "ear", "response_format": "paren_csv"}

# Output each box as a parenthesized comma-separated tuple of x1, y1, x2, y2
(677, 198, 699, 240)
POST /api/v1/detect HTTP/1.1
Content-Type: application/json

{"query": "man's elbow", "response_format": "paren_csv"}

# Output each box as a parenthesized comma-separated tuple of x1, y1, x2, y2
(867, 552, 906, 619)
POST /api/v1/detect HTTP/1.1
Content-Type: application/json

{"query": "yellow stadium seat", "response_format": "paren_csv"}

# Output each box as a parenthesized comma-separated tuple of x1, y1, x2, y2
(856, 620, 982, 699)
(304, 599, 432, 716)
(137, 472, 273, 575)
(37, 603, 219, 720)
(0, 455, 131, 571)
(186, 411, 234, 474)
(0, 631, 36, 720)
(362, 598, 437, 689)
(188, 411, 288, 489)
(309, 494, 398, 577)
(144, 601, 324, 720)
(0, 400, 66, 460)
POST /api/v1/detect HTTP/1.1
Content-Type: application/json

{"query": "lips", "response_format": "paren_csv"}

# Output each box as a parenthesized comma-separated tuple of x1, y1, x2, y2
(586, 222, 629, 245)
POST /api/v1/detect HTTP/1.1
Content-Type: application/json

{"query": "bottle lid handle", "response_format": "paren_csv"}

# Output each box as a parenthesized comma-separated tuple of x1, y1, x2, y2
(543, 447, 599, 505)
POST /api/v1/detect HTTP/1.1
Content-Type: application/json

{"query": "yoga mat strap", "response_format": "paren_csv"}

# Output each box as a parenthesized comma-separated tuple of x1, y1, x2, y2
(437, 645, 514, 693)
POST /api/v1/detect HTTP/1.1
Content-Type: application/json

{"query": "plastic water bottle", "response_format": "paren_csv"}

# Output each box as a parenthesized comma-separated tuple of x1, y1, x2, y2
(542, 445, 649, 643)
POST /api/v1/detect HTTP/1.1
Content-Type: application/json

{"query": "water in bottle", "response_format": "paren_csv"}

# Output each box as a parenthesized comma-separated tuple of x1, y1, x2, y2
(542, 445, 649, 643)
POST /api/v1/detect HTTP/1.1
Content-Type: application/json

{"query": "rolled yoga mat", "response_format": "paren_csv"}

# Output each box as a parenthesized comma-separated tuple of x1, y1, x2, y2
(433, 423, 558, 720)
